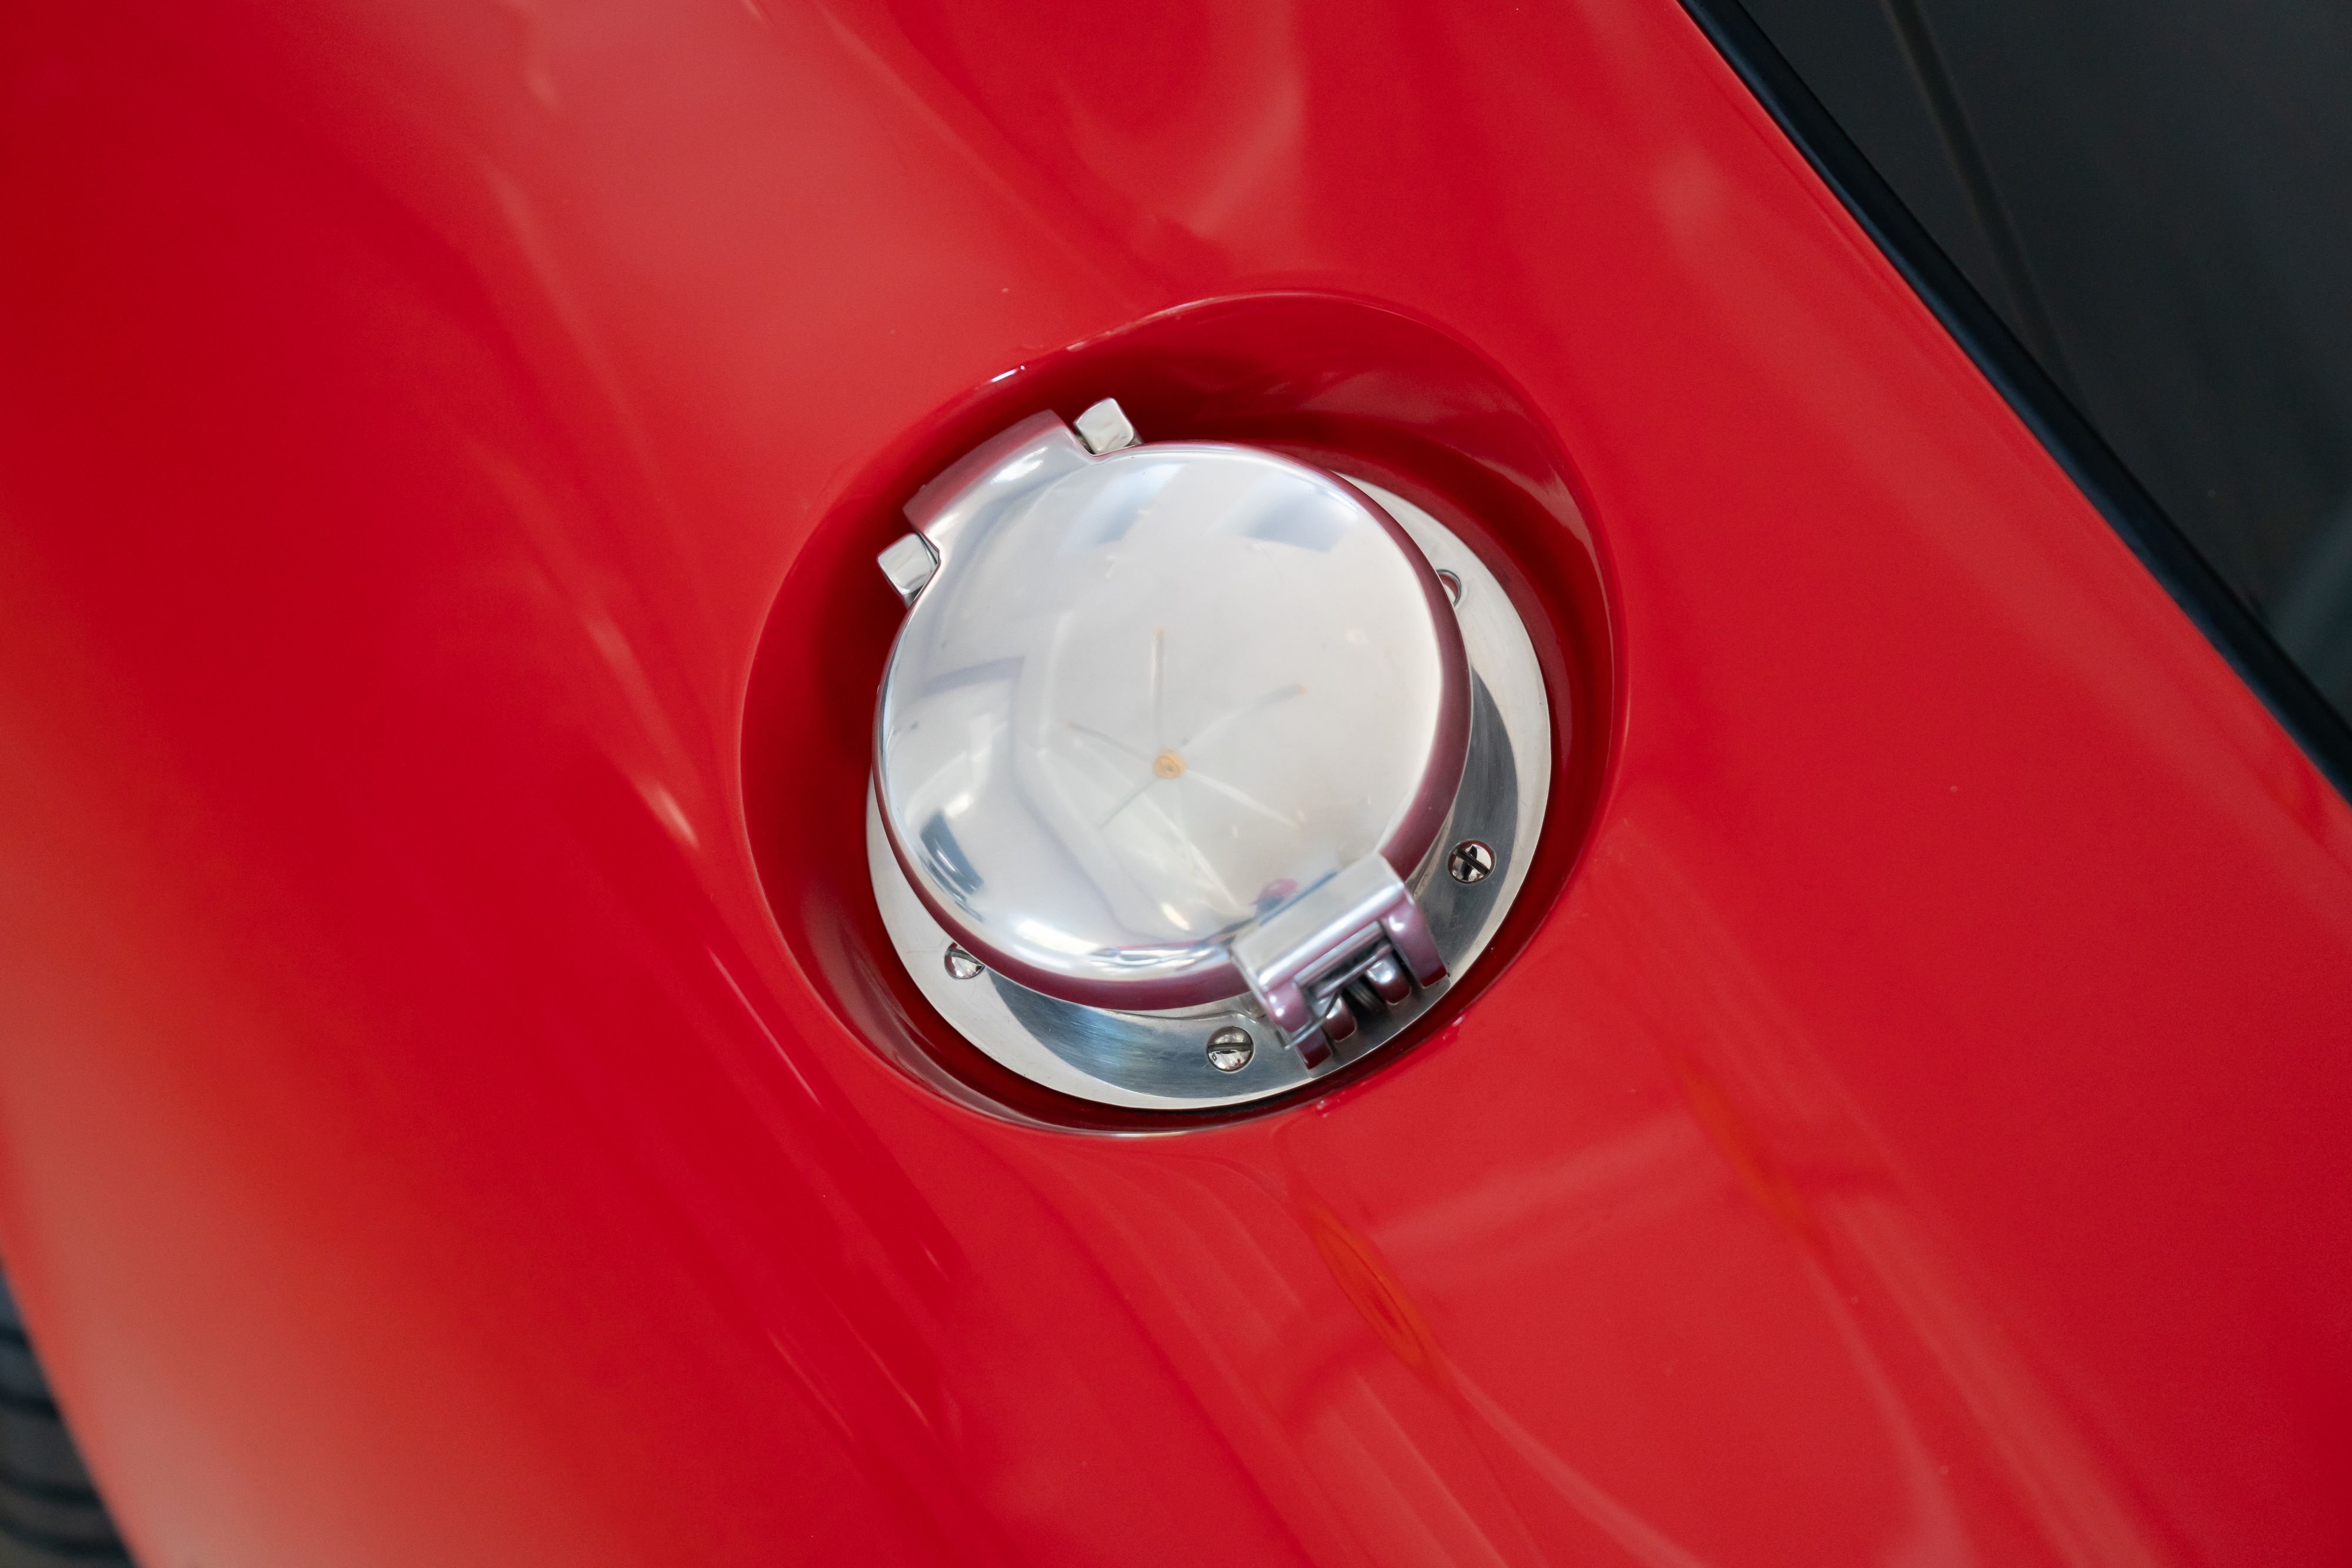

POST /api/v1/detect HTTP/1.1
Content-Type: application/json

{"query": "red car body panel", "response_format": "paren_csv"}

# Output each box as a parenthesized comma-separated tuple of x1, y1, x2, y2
(2, 1, 2349, 1564)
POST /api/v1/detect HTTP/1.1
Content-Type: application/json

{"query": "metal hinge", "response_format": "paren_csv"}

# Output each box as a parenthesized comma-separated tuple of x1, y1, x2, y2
(1231, 855, 1446, 1067)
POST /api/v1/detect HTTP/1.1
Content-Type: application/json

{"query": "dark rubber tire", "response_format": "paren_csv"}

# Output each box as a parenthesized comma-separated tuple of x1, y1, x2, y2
(0, 1281, 131, 1566)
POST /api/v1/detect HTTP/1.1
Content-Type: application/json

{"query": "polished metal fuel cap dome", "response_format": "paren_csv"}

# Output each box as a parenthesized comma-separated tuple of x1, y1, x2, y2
(868, 399, 1551, 1111)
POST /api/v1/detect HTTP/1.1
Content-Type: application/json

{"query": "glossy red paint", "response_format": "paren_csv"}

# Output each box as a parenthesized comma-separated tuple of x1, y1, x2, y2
(1, 2, 2348, 1566)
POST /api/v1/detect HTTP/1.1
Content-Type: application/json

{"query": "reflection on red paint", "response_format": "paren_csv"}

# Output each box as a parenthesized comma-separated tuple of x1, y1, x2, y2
(0, 0, 2347, 1564)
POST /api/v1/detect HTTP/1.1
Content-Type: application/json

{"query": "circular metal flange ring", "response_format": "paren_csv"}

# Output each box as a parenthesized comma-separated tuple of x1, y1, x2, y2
(869, 480, 1551, 1111)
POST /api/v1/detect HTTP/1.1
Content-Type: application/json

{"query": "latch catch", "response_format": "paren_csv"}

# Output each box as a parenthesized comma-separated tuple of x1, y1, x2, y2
(1231, 855, 1447, 1067)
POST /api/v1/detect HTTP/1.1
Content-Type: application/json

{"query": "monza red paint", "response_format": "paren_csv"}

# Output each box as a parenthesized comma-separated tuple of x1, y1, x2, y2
(1, 0, 2348, 1564)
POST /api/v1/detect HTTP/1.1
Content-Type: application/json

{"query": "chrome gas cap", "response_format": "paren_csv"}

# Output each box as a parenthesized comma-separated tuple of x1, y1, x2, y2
(868, 400, 1551, 1110)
